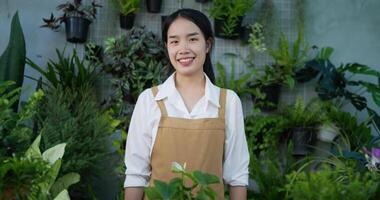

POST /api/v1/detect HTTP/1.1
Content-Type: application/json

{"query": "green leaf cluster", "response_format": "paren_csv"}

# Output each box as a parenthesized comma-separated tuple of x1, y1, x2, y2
(245, 114, 287, 155)
(284, 165, 378, 200)
(0, 81, 44, 158)
(103, 26, 168, 104)
(110, 0, 140, 15)
(0, 135, 80, 200)
(26, 49, 101, 91)
(209, 0, 255, 37)
(215, 53, 256, 98)
(145, 162, 220, 200)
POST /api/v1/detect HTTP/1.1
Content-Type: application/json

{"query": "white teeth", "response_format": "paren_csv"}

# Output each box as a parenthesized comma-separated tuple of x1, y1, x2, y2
(178, 58, 193, 62)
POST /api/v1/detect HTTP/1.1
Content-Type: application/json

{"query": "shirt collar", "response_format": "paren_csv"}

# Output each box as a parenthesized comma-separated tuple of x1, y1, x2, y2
(154, 72, 220, 108)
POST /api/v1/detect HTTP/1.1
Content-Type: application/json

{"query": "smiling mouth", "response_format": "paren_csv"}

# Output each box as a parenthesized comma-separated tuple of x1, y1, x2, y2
(177, 57, 195, 66)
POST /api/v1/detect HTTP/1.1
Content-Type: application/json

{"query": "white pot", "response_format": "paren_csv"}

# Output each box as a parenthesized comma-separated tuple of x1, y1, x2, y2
(317, 123, 339, 142)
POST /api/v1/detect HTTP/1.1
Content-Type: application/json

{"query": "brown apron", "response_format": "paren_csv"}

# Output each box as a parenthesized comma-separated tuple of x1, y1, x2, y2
(147, 86, 226, 200)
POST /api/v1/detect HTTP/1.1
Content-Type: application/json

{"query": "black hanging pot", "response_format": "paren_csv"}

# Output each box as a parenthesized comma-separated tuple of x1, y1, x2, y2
(214, 16, 243, 40)
(291, 127, 316, 156)
(195, 0, 211, 2)
(147, 0, 162, 13)
(120, 13, 135, 29)
(251, 83, 281, 112)
(64, 17, 91, 43)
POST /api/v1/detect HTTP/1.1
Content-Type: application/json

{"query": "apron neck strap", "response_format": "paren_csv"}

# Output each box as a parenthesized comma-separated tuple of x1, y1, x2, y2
(218, 89, 227, 119)
(151, 86, 168, 117)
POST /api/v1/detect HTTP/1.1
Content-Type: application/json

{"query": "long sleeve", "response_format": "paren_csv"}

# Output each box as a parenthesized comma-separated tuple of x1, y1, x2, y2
(124, 89, 153, 187)
(222, 90, 250, 186)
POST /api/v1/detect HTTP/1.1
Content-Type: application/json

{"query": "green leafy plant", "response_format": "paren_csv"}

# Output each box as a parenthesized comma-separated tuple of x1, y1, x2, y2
(302, 47, 380, 135)
(35, 86, 118, 199)
(0, 134, 80, 200)
(109, 0, 140, 16)
(26, 48, 101, 91)
(102, 26, 168, 104)
(284, 165, 378, 200)
(248, 149, 294, 200)
(144, 162, 220, 200)
(41, 0, 102, 30)
(254, 28, 310, 89)
(0, 81, 44, 158)
(245, 114, 287, 155)
(215, 53, 256, 98)
(281, 97, 326, 129)
(209, 0, 255, 37)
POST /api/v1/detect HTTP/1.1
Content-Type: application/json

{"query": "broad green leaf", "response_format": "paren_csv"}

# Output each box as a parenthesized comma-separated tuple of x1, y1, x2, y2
(193, 171, 220, 186)
(25, 134, 42, 158)
(51, 172, 80, 197)
(0, 12, 26, 89)
(53, 189, 70, 200)
(42, 143, 66, 164)
(144, 187, 163, 200)
(154, 180, 175, 200)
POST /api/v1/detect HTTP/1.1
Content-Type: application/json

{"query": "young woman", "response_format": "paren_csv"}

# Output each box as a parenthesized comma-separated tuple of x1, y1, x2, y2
(124, 8, 249, 200)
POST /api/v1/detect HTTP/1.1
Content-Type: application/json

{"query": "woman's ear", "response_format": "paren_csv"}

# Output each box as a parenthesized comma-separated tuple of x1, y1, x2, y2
(206, 38, 212, 53)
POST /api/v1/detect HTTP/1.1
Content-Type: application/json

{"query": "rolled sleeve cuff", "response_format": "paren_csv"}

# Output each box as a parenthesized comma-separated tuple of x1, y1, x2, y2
(124, 174, 150, 187)
(225, 173, 249, 187)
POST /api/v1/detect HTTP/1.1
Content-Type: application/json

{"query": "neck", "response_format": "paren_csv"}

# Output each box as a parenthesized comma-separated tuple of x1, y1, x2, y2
(175, 72, 205, 90)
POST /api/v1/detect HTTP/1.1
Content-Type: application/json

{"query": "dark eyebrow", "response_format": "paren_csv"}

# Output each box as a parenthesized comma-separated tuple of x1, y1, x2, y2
(168, 32, 200, 39)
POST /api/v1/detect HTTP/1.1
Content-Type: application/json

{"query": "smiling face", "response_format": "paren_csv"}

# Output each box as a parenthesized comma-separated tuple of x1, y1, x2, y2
(166, 17, 211, 78)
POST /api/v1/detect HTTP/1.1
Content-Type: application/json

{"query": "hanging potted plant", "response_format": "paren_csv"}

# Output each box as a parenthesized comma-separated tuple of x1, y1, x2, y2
(281, 97, 324, 156)
(41, 0, 102, 43)
(146, 0, 162, 13)
(110, 0, 140, 29)
(209, 0, 254, 39)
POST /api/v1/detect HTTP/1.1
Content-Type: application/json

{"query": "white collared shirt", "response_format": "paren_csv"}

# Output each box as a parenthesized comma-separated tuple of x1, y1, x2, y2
(124, 73, 249, 187)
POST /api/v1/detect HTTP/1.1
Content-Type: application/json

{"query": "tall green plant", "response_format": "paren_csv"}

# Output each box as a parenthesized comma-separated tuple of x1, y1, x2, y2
(36, 86, 118, 199)
(0, 12, 26, 90)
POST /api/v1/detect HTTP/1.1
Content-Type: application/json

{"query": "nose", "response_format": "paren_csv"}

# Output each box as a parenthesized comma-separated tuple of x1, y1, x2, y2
(178, 41, 190, 54)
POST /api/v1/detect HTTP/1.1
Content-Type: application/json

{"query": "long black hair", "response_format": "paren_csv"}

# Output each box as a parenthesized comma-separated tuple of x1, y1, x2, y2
(162, 8, 215, 84)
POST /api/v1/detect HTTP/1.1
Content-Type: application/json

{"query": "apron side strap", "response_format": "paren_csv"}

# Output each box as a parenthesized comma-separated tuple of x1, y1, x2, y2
(151, 86, 168, 117)
(218, 89, 227, 119)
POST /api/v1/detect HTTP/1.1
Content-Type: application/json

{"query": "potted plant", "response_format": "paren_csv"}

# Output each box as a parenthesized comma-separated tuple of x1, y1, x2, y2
(250, 28, 310, 111)
(41, 0, 102, 43)
(195, 0, 211, 3)
(209, 0, 254, 39)
(281, 97, 325, 155)
(146, 0, 162, 13)
(102, 26, 169, 105)
(110, 0, 140, 29)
